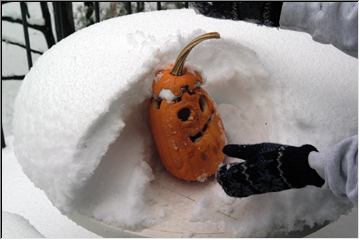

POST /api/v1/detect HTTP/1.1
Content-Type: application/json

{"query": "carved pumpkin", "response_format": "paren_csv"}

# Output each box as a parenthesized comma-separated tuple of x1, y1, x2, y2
(149, 32, 226, 181)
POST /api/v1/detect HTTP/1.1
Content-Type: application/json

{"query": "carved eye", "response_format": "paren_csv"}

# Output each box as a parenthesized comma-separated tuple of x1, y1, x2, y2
(151, 97, 162, 109)
(181, 85, 190, 92)
(199, 95, 208, 112)
(177, 108, 191, 121)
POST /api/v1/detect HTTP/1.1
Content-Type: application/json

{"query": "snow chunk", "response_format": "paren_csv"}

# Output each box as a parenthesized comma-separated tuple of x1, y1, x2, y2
(159, 89, 177, 102)
(196, 173, 208, 183)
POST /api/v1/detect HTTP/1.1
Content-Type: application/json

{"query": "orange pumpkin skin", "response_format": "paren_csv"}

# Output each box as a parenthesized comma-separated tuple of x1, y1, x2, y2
(152, 67, 204, 97)
(149, 67, 226, 181)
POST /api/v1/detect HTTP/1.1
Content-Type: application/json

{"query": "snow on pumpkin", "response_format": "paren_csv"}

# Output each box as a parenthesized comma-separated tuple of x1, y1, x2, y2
(13, 9, 357, 237)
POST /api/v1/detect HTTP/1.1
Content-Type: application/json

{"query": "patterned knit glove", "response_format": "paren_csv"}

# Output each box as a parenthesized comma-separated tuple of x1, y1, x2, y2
(216, 143, 325, 198)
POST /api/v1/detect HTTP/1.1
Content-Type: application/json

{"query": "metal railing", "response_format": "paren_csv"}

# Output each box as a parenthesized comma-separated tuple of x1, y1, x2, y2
(1, 2, 190, 148)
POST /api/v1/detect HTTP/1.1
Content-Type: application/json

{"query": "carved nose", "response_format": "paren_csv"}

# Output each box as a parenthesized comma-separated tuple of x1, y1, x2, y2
(177, 108, 191, 121)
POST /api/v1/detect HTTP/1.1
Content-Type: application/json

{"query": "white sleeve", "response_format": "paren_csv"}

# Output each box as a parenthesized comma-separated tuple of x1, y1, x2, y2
(308, 136, 358, 205)
(279, 2, 358, 58)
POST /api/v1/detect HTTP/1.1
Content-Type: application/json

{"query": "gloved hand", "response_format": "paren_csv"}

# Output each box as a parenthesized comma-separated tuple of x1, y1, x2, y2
(216, 143, 325, 198)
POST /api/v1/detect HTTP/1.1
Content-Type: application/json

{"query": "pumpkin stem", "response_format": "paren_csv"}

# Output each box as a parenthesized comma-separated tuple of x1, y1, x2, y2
(171, 32, 220, 76)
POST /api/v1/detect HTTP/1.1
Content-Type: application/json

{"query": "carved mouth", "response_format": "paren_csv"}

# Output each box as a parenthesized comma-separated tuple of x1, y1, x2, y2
(190, 114, 214, 142)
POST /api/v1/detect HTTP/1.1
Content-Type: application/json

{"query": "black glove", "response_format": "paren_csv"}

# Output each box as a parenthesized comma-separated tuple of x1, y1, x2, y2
(192, 2, 283, 27)
(216, 143, 325, 198)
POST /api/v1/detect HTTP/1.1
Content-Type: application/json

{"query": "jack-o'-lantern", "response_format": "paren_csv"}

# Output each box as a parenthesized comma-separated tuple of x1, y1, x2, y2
(149, 32, 226, 181)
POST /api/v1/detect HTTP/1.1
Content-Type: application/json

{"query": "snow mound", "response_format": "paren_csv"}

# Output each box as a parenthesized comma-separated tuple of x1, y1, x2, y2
(13, 9, 357, 237)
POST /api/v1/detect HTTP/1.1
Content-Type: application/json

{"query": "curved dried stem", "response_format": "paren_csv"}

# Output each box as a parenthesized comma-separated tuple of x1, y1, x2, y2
(171, 32, 220, 76)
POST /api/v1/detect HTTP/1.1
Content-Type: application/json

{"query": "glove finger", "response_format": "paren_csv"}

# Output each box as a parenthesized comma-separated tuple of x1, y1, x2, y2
(300, 144, 318, 153)
(217, 160, 293, 198)
(216, 163, 260, 198)
(223, 143, 266, 160)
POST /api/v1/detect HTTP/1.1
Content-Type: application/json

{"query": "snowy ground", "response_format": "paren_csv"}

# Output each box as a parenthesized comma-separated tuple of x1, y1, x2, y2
(2, 211, 44, 238)
(2, 3, 358, 238)
(2, 135, 99, 238)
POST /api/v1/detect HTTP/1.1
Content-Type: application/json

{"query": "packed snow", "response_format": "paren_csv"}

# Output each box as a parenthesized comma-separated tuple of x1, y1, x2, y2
(2, 211, 44, 238)
(12, 9, 357, 237)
